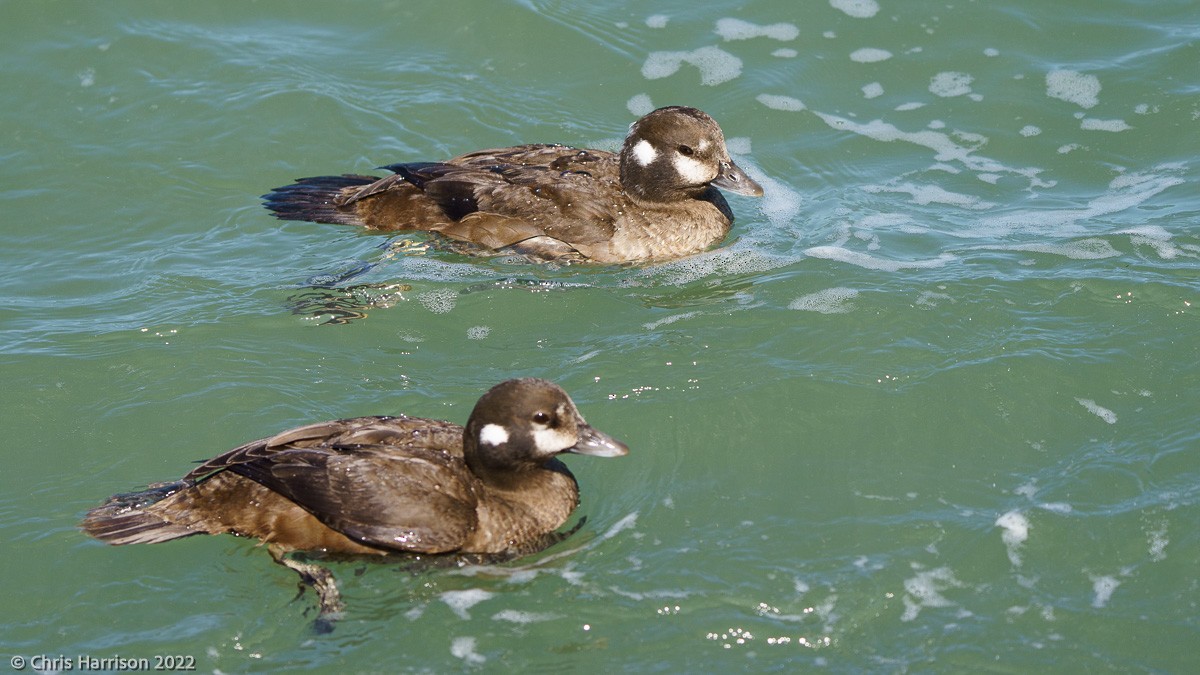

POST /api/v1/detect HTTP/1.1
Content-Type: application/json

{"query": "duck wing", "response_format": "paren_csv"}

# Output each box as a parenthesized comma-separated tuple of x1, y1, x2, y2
(182, 415, 465, 481)
(376, 145, 622, 250)
(227, 443, 479, 554)
(180, 416, 477, 554)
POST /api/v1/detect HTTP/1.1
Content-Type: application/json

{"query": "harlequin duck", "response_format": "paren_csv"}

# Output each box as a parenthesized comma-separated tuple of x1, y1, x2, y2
(262, 106, 763, 263)
(82, 378, 627, 628)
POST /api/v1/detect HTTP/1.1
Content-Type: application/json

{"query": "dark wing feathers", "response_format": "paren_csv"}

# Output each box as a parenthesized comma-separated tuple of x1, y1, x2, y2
(184, 416, 411, 481)
(266, 144, 624, 257)
(369, 145, 619, 247)
(177, 415, 476, 553)
(230, 446, 477, 553)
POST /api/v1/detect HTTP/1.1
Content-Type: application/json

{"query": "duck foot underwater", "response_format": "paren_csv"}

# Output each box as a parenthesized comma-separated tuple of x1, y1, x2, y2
(272, 518, 587, 631)
(270, 546, 345, 633)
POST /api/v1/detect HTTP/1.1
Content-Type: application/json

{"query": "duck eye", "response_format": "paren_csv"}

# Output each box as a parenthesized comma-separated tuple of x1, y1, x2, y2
(677, 145, 695, 157)
(532, 411, 552, 425)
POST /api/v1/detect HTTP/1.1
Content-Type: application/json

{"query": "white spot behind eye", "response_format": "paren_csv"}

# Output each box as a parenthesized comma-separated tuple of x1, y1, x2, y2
(673, 153, 714, 184)
(632, 139, 658, 166)
(697, 138, 710, 152)
(479, 423, 509, 446)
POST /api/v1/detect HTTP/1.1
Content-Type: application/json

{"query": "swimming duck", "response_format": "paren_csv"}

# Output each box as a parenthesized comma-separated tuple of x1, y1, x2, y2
(82, 378, 627, 627)
(262, 106, 763, 263)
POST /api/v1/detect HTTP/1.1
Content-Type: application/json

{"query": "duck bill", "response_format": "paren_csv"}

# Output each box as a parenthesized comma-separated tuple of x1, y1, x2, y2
(568, 424, 629, 458)
(711, 160, 764, 197)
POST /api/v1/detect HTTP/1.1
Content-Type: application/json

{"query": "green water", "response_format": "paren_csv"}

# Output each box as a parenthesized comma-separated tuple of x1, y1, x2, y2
(3, 0, 1197, 671)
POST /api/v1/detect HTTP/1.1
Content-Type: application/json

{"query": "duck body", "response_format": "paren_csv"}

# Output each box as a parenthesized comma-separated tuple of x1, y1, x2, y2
(263, 106, 763, 263)
(82, 379, 628, 560)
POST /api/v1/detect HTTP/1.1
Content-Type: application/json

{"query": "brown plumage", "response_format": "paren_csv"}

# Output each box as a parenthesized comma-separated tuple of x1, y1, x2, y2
(81, 378, 628, 628)
(263, 106, 763, 263)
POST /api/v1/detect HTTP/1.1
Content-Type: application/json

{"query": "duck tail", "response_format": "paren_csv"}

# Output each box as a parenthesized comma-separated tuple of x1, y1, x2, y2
(261, 175, 377, 226)
(81, 481, 198, 546)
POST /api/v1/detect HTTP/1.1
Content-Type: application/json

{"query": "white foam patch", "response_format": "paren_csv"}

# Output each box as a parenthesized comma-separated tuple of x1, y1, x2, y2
(450, 636, 486, 665)
(1020, 125, 1042, 137)
(789, 287, 859, 313)
(831, 0, 880, 18)
(773, 48, 798, 58)
(862, 82, 884, 99)
(810, 111, 1043, 184)
(756, 93, 806, 111)
(930, 71, 974, 98)
(1148, 525, 1168, 561)
(715, 17, 799, 41)
(646, 14, 669, 28)
(1122, 225, 1189, 260)
(741, 160, 803, 228)
(993, 239, 1120, 260)
(901, 566, 964, 622)
(417, 288, 457, 314)
(441, 589, 495, 619)
(1089, 575, 1120, 608)
(995, 510, 1029, 567)
(864, 182, 996, 210)
(467, 325, 490, 340)
(1046, 69, 1101, 109)
(966, 164, 1185, 237)
(382, 254, 503, 284)
(850, 47, 892, 63)
(725, 136, 752, 155)
(601, 512, 639, 541)
(642, 246, 791, 286)
(1016, 480, 1037, 498)
(805, 246, 955, 272)
(1080, 118, 1132, 132)
(644, 311, 701, 330)
(627, 93, 654, 116)
(858, 212, 922, 232)
(1076, 398, 1117, 424)
(915, 290, 954, 308)
(642, 46, 742, 86)
(492, 609, 559, 624)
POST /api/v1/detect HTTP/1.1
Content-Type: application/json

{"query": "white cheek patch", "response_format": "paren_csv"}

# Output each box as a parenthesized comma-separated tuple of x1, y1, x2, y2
(673, 153, 715, 185)
(478, 423, 509, 446)
(532, 427, 577, 456)
(632, 139, 658, 167)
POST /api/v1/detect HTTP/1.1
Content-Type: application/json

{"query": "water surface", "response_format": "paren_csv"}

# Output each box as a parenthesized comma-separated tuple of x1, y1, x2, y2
(3, 0, 1197, 671)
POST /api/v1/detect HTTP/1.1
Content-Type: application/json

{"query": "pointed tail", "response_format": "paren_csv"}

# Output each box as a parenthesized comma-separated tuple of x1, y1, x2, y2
(81, 481, 199, 546)
(261, 175, 377, 226)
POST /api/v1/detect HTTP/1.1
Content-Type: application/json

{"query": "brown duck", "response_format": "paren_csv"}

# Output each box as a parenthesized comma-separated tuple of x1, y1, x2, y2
(262, 106, 763, 263)
(82, 378, 627, 627)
